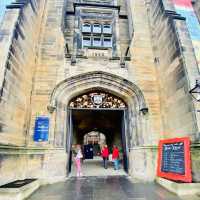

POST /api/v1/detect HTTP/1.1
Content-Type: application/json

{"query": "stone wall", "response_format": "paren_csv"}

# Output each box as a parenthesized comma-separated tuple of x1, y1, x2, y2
(126, 0, 162, 180)
(0, 0, 200, 185)
(192, 0, 200, 23)
(147, 0, 199, 139)
(0, 148, 67, 186)
(5, 0, 163, 182)
(147, 0, 200, 181)
(29, 0, 66, 146)
(0, 0, 47, 146)
(128, 0, 162, 145)
(0, 0, 51, 185)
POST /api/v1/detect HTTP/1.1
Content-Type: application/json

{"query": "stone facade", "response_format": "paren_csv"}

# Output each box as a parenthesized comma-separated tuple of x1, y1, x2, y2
(192, 0, 200, 22)
(0, 0, 200, 185)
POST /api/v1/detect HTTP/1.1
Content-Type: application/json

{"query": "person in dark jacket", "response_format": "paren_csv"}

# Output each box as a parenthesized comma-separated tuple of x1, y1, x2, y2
(101, 144, 109, 169)
(112, 145, 120, 170)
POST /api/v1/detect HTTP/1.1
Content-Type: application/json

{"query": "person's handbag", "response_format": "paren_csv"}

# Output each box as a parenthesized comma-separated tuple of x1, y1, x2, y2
(109, 154, 113, 162)
(77, 151, 83, 159)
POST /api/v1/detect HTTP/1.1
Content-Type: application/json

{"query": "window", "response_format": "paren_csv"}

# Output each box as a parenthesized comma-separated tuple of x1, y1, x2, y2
(103, 37, 112, 47)
(82, 23, 91, 33)
(103, 24, 112, 34)
(82, 37, 91, 47)
(93, 37, 101, 47)
(93, 24, 101, 33)
(81, 21, 113, 49)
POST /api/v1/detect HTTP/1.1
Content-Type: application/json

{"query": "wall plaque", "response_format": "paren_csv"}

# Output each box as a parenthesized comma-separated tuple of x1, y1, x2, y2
(157, 137, 192, 183)
(34, 116, 49, 142)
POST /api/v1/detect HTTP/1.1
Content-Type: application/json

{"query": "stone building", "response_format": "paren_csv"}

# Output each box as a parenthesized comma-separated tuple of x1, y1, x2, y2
(192, 0, 200, 22)
(0, 0, 200, 186)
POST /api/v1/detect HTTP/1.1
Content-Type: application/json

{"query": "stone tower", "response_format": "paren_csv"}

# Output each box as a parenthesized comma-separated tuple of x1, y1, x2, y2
(0, 0, 200, 185)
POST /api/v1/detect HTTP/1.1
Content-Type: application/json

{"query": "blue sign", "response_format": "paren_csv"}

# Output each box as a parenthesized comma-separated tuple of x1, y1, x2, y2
(34, 116, 49, 142)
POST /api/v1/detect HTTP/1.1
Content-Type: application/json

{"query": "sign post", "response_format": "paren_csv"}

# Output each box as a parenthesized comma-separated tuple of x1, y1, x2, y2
(157, 137, 192, 183)
(33, 116, 49, 142)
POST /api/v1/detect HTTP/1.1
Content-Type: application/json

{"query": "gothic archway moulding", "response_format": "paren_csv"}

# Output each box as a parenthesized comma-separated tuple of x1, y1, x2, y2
(69, 91, 127, 109)
(49, 71, 148, 148)
(49, 71, 147, 109)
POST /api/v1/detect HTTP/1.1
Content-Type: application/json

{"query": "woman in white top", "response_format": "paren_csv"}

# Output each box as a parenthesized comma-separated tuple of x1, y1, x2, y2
(74, 144, 83, 177)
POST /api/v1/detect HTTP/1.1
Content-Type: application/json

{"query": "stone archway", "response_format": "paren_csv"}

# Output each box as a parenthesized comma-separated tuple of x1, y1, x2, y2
(49, 71, 147, 146)
(48, 71, 148, 176)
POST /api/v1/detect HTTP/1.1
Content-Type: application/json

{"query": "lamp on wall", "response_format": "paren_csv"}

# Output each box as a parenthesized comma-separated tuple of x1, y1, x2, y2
(189, 80, 200, 101)
(140, 107, 149, 115)
(47, 105, 56, 113)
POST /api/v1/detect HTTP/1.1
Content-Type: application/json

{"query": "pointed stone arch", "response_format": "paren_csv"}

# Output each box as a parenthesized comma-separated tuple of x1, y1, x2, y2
(48, 71, 148, 149)
(50, 71, 147, 109)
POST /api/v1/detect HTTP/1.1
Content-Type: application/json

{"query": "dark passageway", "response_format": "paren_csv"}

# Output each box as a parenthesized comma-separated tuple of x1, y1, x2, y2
(68, 109, 129, 176)
(71, 109, 124, 148)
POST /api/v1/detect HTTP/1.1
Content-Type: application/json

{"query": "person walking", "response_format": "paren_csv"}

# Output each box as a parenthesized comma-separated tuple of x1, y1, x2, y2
(101, 144, 109, 169)
(73, 144, 83, 177)
(112, 145, 120, 170)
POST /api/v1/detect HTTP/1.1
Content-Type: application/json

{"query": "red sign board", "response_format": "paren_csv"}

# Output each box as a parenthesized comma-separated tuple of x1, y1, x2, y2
(157, 137, 192, 183)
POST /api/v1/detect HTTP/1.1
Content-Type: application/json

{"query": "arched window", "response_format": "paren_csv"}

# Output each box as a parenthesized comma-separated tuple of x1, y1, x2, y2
(93, 23, 101, 33)
(82, 23, 91, 33)
(103, 24, 112, 34)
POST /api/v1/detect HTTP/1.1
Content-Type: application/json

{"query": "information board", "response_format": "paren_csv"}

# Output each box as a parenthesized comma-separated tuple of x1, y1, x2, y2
(157, 137, 192, 183)
(34, 116, 49, 142)
(161, 142, 185, 174)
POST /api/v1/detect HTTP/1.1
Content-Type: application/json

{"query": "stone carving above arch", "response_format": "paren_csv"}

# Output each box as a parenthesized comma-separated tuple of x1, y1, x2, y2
(49, 71, 149, 148)
(69, 91, 126, 109)
(49, 71, 147, 111)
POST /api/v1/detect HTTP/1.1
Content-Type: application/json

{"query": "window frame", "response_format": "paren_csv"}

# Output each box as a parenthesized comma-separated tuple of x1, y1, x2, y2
(92, 37, 102, 47)
(93, 23, 102, 33)
(82, 23, 92, 33)
(103, 37, 112, 48)
(82, 36, 92, 47)
(103, 24, 112, 34)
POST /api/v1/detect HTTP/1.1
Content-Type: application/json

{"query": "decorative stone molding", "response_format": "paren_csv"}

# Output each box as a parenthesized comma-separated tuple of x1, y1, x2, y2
(49, 71, 148, 148)
(69, 91, 126, 108)
(50, 71, 147, 110)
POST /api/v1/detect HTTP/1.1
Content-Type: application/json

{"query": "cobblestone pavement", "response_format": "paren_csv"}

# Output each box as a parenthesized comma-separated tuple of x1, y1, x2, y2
(27, 176, 187, 200)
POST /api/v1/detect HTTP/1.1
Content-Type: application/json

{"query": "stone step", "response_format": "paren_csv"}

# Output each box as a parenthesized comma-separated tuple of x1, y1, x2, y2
(0, 179, 40, 200)
(156, 177, 200, 196)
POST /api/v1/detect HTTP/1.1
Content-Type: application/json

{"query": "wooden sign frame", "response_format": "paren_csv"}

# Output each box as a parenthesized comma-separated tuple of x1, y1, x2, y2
(157, 137, 192, 183)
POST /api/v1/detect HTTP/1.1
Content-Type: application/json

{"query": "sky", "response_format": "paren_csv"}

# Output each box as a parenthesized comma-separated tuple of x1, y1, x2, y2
(0, 0, 14, 23)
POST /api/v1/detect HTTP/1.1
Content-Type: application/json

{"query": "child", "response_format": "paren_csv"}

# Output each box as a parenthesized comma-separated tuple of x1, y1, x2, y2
(73, 144, 83, 177)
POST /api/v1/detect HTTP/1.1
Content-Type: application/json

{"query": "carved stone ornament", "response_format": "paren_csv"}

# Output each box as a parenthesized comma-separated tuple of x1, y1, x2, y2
(69, 91, 126, 109)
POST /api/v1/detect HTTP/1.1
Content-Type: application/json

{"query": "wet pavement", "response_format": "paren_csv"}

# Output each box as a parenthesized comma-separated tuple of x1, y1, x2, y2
(70, 157, 127, 177)
(27, 176, 186, 200)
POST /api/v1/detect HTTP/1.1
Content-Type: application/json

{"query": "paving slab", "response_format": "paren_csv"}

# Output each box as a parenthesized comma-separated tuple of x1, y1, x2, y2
(27, 176, 186, 200)
(69, 157, 127, 177)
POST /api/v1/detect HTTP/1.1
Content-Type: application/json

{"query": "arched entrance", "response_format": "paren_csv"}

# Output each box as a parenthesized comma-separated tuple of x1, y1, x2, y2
(49, 71, 148, 177)
(83, 131, 105, 158)
(68, 91, 129, 175)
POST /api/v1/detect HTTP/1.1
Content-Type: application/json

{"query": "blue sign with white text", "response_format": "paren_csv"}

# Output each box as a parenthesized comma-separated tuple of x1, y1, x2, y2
(34, 116, 49, 142)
